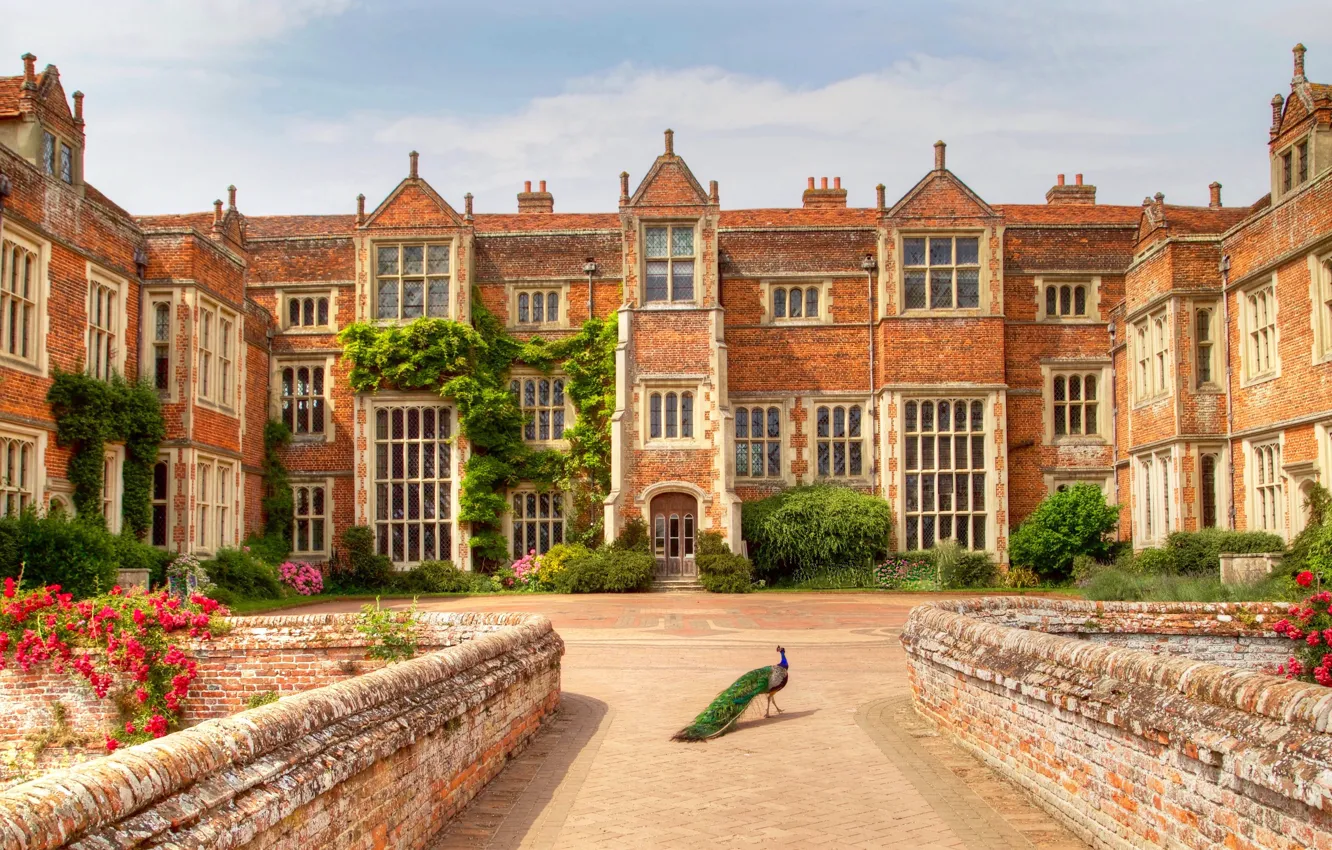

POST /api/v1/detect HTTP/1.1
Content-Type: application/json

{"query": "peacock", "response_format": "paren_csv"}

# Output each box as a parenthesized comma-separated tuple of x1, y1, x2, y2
(672, 646, 788, 741)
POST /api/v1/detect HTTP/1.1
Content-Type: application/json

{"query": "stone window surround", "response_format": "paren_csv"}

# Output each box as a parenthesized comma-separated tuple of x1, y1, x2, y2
(1274, 133, 1312, 200)
(0, 422, 47, 518)
(1133, 446, 1176, 548)
(1193, 443, 1229, 531)
(370, 239, 456, 324)
(509, 368, 574, 447)
(1040, 361, 1109, 445)
(102, 444, 124, 535)
(143, 290, 178, 403)
(638, 220, 699, 308)
(193, 452, 238, 556)
(196, 296, 239, 414)
(891, 229, 989, 317)
(504, 486, 567, 560)
(39, 128, 79, 185)
(508, 281, 571, 330)
(366, 395, 459, 568)
(899, 393, 991, 551)
(1131, 306, 1171, 405)
(0, 222, 50, 378)
(1308, 249, 1332, 364)
(86, 263, 128, 382)
(808, 394, 872, 483)
(271, 355, 337, 443)
(1042, 470, 1114, 501)
(1034, 275, 1101, 323)
(1238, 276, 1280, 387)
(1244, 433, 1285, 540)
(639, 377, 705, 448)
(279, 286, 339, 333)
(758, 279, 833, 326)
(149, 453, 172, 550)
(291, 477, 334, 558)
(730, 398, 793, 484)
(1192, 299, 1222, 392)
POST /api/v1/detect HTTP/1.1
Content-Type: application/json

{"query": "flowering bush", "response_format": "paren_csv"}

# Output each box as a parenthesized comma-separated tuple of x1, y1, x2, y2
(1271, 571, 1332, 685)
(874, 556, 936, 589)
(278, 561, 324, 596)
(166, 553, 212, 596)
(1, 572, 227, 749)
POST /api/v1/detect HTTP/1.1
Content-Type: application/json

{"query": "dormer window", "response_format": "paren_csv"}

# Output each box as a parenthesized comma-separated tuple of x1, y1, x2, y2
(40, 131, 73, 184)
(902, 235, 981, 311)
(1298, 140, 1309, 184)
(41, 132, 55, 177)
(643, 225, 695, 304)
(376, 243, 451, 321)
(59, 143, 72, 184)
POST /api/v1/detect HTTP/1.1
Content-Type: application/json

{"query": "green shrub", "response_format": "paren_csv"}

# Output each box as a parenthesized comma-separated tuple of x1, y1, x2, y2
(1164, 529, 1285, 576)
(392, 560, 469, 593)
(792, 564, 877, 589)
(1002, 566, 1041, 589)
(244, 533, 291, 568)
(552, 552, 609, 593)
(742, 485, 892, 579)
(0, 511, 118, 598)
(110, 533, 174, 588)
(602, 550, 655, 592)
(332, 525, 392, 590)
(1082, 568, 1292, 603)
(204, 548, 283, 600)
(1071, 554, 1104, 584)
(611, 517, 651, 552)
(698, 552, 753, 593)
(1130, 547, 1177, 576)
(936, 541, 996, 588)
(355, 599, 419, 663)
(1007, 484, 1120, 581)
(537, 543, 588, 586)
(696, 530, 729, 557)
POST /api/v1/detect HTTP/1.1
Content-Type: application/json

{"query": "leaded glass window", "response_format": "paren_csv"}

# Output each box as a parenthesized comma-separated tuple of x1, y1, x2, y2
(815, 404, 864, 479)
(376, 243, 451, 320)
(903, 399, 987, 551)
(374, 404, 454, 564)
(1052, 374, 1098, 437)
(902, 236, 980, 310)
(281, 365, 327, 436)
(644, 225, 695, 303)
(509, 375, 567, 442)
(649, 390, 694, 440)
(292, 483, 328, 555)
(511, 489, 565, 559)
(736, 406, 781, 478)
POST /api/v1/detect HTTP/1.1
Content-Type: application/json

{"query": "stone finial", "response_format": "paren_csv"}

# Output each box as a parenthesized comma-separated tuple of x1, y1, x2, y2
(213, 199, 224, 227)
(464, 192, 474, 221)
(1294, 43, 1307, 82)
(356, 193, 366, 225)
(409, 150, 419, 179)
(876, 184, 886, 210)
(934, 140, 946, 171)
(20, 53, 36, 90)
(664, 128, 674, 155)
(227, 185, 237, 210)
(708, 180, 718, 203)
(1209, 182, 1222, 209)
(72, 91, 84, 125)
(619, 171, 630, 204)
(1271, 93, 1285, 136)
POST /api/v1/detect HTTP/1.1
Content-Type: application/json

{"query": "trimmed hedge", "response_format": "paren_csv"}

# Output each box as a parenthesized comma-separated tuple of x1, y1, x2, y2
(1164, 529, 1286, 576)
(391, 560, 496, 593)
(552, 549, 655, 593)
(742, 485, 891, 579)
(698, 553, 754, 593)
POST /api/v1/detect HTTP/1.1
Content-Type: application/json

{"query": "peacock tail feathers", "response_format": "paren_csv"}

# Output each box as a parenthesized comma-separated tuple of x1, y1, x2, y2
(671, 665, 775, 742)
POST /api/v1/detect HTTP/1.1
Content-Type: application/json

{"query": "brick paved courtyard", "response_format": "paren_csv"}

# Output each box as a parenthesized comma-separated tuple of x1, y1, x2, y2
(295, 593, 1088, 849)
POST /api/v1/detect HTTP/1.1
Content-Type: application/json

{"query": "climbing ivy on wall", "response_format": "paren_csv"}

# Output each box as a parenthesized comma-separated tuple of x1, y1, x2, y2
(261, 420, 294, 541)
(338, 293, 617, 567)
(46, 371, 167, 537)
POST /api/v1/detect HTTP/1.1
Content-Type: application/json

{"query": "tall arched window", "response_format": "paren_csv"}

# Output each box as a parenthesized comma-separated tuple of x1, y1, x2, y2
(153, 302, 171, 392)
(150, 459, 169, 547)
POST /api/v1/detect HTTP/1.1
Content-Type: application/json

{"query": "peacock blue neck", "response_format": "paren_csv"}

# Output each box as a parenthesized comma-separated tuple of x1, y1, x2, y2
(779, 649, 788, 668)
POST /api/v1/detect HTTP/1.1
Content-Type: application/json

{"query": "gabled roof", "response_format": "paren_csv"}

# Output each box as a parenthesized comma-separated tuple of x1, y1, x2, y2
(887, 169, 995, 219)
(1155, 205, 1251, 236)
(628, 134, 711, 207)
(363, 177, 465, 228)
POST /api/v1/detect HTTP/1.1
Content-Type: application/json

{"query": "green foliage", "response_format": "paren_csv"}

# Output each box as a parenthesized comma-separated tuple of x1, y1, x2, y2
(1082, 568, 1295, 602)
(1130, 547, 1177, 576)
(244, 533, 292, 568)
(791, 563, 878, 589)
(1002, 566, 1041, 589)
(1164, 529, 1286, 576)
(696, 530, 729, 557)
(0, 511, 117, 598)
(741, 485, 892, 578)
(204, 547, 283, 601)
(338, 307, 618, 569)
(46, 370, 166, 537)
(935, 541, 996, 589)
(1307, 523, 1332, 585)
(602, 549, 655, 592)
(611, 516, 651, 553)
(261, 421, 294, 543)
(1007, 484, 1121, 580)
(109, 533, 174, 588)
(390, 560, 496, 593)
(246, 691, 279, 709)
(355, 599, 420, 663)
(328, 525, 393, 591)
(537, 543, 588, 586)
(698, 552, 754, 593)
(1071, 554, 1104, 583)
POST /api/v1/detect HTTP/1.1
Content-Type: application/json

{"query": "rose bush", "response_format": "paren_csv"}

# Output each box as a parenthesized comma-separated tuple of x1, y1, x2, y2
(1271, 571, 1332, 686)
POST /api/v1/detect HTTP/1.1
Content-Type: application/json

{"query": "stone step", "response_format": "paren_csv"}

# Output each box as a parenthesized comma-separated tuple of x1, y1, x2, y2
(651, 578, 705, 593)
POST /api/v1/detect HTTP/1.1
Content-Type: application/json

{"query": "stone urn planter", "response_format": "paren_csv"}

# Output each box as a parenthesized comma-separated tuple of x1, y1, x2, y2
(1219, 551, 1283, 585)
(116, 568, 151, 590)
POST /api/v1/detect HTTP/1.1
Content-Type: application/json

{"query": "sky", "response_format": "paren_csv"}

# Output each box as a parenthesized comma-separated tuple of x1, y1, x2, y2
(1, 0, 1329, 216)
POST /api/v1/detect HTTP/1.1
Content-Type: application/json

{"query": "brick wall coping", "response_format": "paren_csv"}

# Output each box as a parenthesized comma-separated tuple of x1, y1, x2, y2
(930, 595, 1294, 636)
(902, 597, 1332, 813)
(210, 610, 534, 649)
(0, 611, 559, 850)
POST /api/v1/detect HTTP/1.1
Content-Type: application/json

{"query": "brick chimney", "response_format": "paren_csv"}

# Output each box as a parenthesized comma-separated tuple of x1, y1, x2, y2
(356, 194, 366, 226)
(517, 179, 554, 213)
(1271, 94, 1285, 139)
(803, 176, 848, 209)
(1294, 43, 1307, 83)
(934, 140, 946, 171)
(1209, 182, 1222, 209)
(20, 54, 36, 91)
(1045, 172, 1097, 205)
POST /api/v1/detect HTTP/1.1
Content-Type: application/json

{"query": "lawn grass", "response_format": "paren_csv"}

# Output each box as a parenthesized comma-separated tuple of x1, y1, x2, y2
(228, 591, 479, 614)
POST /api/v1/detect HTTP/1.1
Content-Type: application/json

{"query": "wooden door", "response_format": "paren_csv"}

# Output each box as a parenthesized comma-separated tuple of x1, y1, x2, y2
(649, 493, 697, 577)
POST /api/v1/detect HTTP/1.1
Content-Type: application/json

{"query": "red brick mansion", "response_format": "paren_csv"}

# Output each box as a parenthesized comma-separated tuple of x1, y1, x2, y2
(1, 46, 1330, 572)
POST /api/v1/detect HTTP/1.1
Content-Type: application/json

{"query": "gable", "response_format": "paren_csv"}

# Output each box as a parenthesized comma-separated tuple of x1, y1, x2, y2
(365, 180, 464, 229)
(888, 172, 994, 220)
(630, 158, 709, 207)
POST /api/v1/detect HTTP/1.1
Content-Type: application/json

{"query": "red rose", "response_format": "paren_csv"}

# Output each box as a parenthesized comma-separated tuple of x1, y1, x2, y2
(104, 736, 119, 753)
(1298, 571, 1316, 587)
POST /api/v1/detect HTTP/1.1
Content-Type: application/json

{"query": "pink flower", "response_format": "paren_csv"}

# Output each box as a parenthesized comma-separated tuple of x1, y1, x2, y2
(145, 714, 168, 738)
(125, 722, 137, 735)
(1298, 571, 1316, 587)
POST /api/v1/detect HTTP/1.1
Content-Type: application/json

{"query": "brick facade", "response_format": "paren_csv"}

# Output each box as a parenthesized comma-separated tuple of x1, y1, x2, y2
(2, 46, 1331, 568)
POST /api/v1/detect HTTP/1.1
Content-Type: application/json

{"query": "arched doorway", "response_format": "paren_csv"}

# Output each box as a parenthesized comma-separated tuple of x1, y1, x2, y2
(649, 492, 697, 577)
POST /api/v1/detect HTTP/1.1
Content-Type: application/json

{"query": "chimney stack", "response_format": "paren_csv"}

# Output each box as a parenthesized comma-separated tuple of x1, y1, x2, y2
(517, 179, 554, 213)
(619, 171, 630, 205)
(20, 54, 36, 90)
(1209, 182, 1223, 209)
(933, 140, 947, 171)
(213, 199, 224, 228)
(876, 183, 886, 210)
(708, 179, 718, 204)
(464, 192, 474, 222)
(803, 176, 847, 209)
(71, 91, 84, 126)
(1046, 173, 1097, 205)
(1294, 43, 1307, 82)
(664, 128, 674, 155)
(1271, 94, 1285, 138)
(227, 185, 237, 210)
(409, 150, 419, 179)
(356, 194, 366, 225)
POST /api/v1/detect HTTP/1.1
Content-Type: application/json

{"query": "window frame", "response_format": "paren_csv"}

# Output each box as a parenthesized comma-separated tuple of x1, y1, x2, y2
(1035, 276, 1099, 323)
(280, 289, 337, 332)
(1044, 365, 1106, 444)
(898, 231, 984, 314)
(0, 426, 44, 519)
(900, 396, 991, 551)
(733, 402, 786, 480)
(145, 293, 175, 399)
(1240, 280, 1278, 385)
(1310, 252, 1332, 364)
(506, 487, 567, 560)
(196, 298, 239, 411)
(641, 382, 703, 446)
(1133, 447, 1175, 547)
(370, 399, 458, 567)
(763, 280, 832, 325)
(373, 241, 454, 323)
(149, 455, 171, 549)
(1195, 446, 1227, 531)
(1193, 302, 1220, 390)
(0, 224, 49, 376)
(291, 479, 333, 559)
(275, 357, 335, 442)
(811, 398, 870, 482)
(102, 444, 124, 534)
(509, 283, 569, 329)
(1247, 438, 1284, 538)
(509, 369, 573, 445)
(193, 454, 237, 555)
(1132, 307, 1171, 403)
(86, 265, 127, 382)
(641, 222, 698, 306)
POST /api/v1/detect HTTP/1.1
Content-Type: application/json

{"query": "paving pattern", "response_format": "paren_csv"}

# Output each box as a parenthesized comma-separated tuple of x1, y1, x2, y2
(295, 592, 1088, 849)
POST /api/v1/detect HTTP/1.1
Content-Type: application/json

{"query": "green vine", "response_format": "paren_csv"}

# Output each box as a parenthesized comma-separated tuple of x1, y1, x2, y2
(46, 371, 166, 537)
(338, 292, 617, 567)
(261, 420, 294, 540)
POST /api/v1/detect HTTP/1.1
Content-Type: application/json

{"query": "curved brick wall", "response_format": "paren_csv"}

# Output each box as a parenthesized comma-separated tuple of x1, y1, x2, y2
(902, 598, 1331, 850)
(0, 612, 563, 850)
